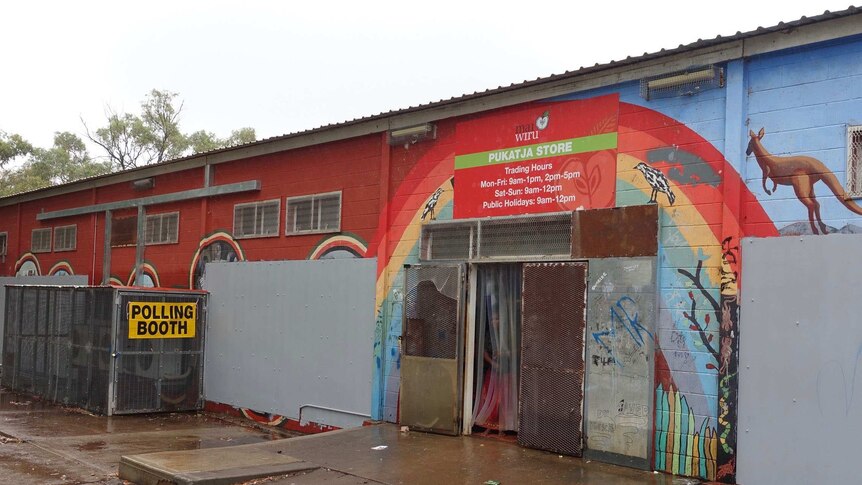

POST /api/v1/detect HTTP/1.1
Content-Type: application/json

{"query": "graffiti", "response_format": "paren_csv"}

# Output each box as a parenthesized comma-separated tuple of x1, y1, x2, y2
(634, 162, 675, 205)
(588, 399, 649, 454)
(590, 354, 617, 367)
(817, 343, 862, 416)
(747, 127, 862, 235)
(655, 384, 717, 480)
(591, 296, 653, 368)
(590, 271, 607, 291)
(677, 261, 720, 367)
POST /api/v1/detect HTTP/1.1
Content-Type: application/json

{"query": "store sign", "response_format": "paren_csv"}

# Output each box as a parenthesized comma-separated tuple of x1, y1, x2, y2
(128, 302, 196, 339)
(454, 94, 619, 218)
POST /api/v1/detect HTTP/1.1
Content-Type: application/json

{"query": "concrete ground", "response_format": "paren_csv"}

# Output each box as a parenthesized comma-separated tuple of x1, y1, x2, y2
(1, 386, 702, 485)
(0, 387, 297, 484)
(212, 425, 698, 485)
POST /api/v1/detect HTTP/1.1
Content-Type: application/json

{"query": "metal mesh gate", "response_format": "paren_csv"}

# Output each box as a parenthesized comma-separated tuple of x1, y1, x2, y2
(518, 262, 587, 456)
(400, 264, 465, 435)
(2, 286, 113, 413)
(2, 285, 206, 415)
(113, 290, 206, 414)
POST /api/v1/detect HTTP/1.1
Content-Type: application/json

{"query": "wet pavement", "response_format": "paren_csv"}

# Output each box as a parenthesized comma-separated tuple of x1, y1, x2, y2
(241, 425, 694, 485)
(124, 425, 702, 485)
(0, 387, 295, 484)
(2, 386, 702, 485)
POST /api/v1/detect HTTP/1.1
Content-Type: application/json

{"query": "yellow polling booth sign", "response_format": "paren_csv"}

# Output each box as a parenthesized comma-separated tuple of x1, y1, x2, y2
(128, 302, 196, 339)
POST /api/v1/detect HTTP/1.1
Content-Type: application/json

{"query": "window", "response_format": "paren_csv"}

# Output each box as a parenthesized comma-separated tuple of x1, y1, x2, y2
(54, 225, 77, 251)
(0, 232, 6, 256)
(233, 199, 280, 238)
(111, 215, 137, 247)
(286, 191, 341, 235)
(31, 228, 51, 253)
(847, 125, 862, 197)
(145, 212, 179, 245)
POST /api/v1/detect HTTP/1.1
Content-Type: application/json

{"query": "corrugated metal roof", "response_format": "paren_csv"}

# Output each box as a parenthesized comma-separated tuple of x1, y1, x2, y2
(2, 5, 860, 203)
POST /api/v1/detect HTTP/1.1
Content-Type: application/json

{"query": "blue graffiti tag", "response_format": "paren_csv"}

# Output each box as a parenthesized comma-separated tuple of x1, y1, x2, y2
(592, 296, 654, 368)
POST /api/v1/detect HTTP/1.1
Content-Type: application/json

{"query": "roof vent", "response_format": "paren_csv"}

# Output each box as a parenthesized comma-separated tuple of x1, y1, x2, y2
(640, 65, 724, 100)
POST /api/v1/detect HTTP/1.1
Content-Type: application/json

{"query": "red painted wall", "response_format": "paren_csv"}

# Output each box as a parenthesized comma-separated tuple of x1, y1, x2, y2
(0, 134, 383, 287)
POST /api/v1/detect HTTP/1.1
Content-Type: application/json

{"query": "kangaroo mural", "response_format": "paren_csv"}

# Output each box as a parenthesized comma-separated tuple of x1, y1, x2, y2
(747, 128, 862, 234)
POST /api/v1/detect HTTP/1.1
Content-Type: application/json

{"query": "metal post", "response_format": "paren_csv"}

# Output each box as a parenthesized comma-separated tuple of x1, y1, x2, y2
(102, 210, 112, 285)
(135, 206, 146, 285)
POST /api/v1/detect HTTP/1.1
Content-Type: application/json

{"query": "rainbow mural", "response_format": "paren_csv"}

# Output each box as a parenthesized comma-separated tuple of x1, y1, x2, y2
(367, 98, 778, 481)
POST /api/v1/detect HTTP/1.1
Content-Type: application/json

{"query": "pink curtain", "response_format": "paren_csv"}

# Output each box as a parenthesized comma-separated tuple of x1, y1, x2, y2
(472, 265, 521, 431)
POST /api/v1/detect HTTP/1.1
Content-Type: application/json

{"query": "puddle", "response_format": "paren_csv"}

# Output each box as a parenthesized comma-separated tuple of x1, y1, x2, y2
(76, 440, 107, 451)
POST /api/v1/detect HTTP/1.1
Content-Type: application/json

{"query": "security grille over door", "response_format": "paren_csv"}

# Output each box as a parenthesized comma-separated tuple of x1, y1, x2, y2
(518, 262, 587, 456)
(400, 264, 465, 435)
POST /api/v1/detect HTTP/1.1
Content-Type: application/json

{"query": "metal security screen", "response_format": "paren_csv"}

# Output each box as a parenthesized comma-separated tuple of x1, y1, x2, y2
(2, 285, 206, 415)
(420, 212, 572, 261)
(518, 262, 587, 456)
(400, 264, 465, 435)
(113, 290, 206, 414)
(2, 286, 113, 413)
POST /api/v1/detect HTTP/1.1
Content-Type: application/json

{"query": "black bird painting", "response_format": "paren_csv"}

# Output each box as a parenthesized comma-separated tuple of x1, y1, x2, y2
(422, 188, 444, 220)
(635, 162, 675, 205)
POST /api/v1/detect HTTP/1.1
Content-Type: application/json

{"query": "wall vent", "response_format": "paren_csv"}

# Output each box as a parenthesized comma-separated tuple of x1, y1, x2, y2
(640, 65, 724, 100)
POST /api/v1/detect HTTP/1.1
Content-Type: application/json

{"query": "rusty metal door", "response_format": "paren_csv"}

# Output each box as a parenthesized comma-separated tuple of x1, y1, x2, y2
(400, 264, 465, 435)
(518, 262, 587, 456)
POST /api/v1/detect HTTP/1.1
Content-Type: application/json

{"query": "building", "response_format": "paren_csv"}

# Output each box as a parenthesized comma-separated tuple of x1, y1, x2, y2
(2, 7, 862, 483)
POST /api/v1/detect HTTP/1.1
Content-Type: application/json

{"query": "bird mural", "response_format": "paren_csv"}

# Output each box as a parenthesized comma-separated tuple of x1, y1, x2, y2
(422, 188, 444, 220)
(635, 162, 675, 205)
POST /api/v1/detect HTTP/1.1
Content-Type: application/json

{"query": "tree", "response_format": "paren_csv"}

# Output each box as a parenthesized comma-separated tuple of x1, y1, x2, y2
(0, 131, 33, 168)
(83, 90, 186, 171)
(84, 89, 256, 171)
(187, 127, 257, 154)
(0, 132, 109, 197)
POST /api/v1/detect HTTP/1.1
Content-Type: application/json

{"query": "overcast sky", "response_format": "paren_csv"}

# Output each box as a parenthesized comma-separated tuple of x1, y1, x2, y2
(1, 1, 854, 152)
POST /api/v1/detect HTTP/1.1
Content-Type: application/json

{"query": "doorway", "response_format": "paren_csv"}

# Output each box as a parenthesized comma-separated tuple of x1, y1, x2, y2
(470, 264, 522, 435)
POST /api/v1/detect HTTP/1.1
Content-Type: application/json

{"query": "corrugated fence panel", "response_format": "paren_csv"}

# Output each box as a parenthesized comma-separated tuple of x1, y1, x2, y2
(203, 258, 377, 429)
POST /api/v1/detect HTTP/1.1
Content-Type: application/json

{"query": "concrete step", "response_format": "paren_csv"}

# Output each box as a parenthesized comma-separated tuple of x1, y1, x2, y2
(119, 441, 317, 485)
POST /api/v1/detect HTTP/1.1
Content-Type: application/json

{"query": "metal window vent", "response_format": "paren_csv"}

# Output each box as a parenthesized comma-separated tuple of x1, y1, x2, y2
(846, 125, 862, 198)
(640, 65, 724, 100)
(420, 212, 572, 261)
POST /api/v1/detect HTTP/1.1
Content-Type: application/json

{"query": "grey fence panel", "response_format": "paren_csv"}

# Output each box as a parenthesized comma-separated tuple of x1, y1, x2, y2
(0, 275, 87, 360)
(739, 235, 862, 485)
(203, 258, 377, 429)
